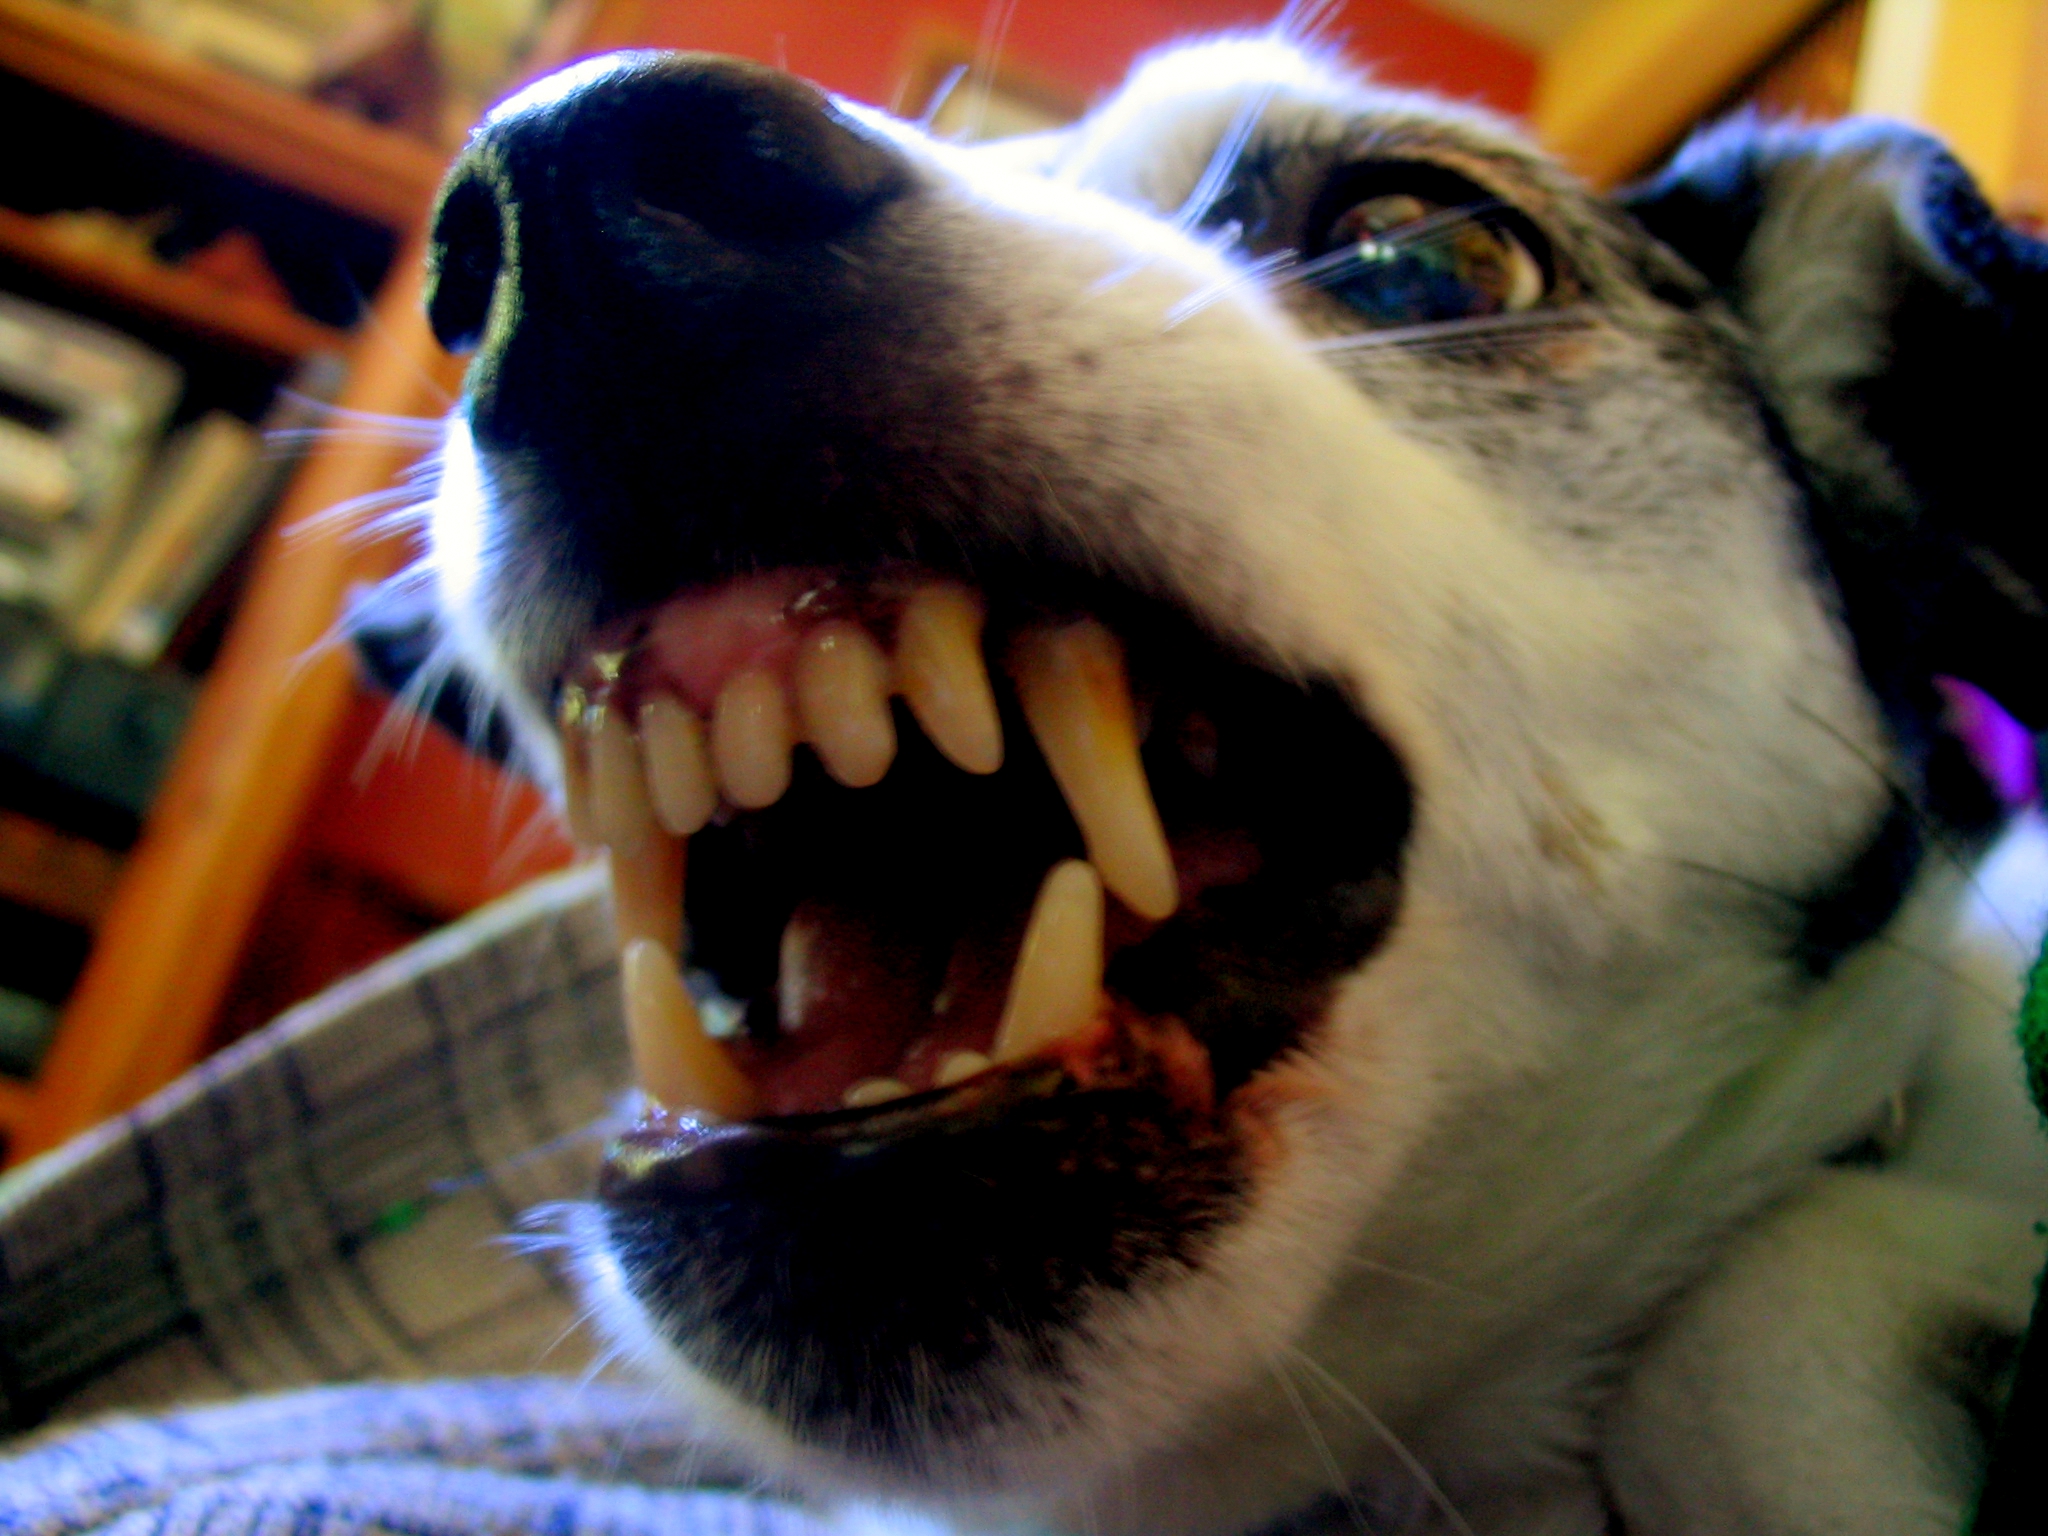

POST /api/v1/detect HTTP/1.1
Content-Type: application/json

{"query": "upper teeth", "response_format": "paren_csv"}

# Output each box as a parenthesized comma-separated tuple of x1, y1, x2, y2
(638, 694, 716, 835)
(794, 621, 897, 787)
(894, 582, 1004, 775)
(712, 668, 795, 809)
(563, 580, 1175, 1118)
(1007, 621, 1179, 922)
(588, 705, 683, 951)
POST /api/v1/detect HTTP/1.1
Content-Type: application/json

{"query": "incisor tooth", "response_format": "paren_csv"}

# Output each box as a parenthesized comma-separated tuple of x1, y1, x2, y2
(1008, 622, 1178, 920)
(712, 669, 794, 808)
(844, 1077, 911, 1108)
(936, 1049, 990, 1086)
(557, 688, 595, 845)
(639, 695, 717, 835)
(591, 709, 683, 948)
(992, 859, 1104, 1064)
(895, 583, 1003, 775)
(622, 939, 761, 1119)
(591, 706, 658, 853)
(795, 621, 896, 787)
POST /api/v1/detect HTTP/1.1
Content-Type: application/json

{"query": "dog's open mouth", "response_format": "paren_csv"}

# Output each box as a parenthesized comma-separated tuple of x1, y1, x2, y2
(561, 567, 1410, 1142)
(561, 564, 1410, 1433)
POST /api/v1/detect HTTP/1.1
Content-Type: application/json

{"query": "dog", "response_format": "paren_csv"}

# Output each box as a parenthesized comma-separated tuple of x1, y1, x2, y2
(417, 30, 2048, 1535)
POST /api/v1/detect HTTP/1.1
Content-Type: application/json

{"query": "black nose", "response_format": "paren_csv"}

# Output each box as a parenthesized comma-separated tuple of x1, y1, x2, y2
(425, 52, 908, 352)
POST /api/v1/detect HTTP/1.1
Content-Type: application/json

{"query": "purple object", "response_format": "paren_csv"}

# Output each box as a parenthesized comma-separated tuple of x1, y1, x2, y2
(1936, 675, 2038, 807)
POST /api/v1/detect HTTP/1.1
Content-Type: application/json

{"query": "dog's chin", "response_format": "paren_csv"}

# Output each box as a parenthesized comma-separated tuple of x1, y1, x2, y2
(539, 562, 1411, 1485)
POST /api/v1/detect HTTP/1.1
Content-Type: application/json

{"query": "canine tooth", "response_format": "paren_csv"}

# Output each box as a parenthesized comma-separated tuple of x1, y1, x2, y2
(795, 621, 897, 787)
(844, 1077, 911, 1108)
(622, 939, 760, 1119)
(556, 689, 595, 845)
(609, 840, 684, 953)
(1008, 621, 1178, 920)
(591, 709, 684, 948)
(992, 859, 1104, 1064)
(639, 695, 717, 835)
(936, 1050, 991, 1086)
(712, 669, 794, 808)
(895, 583, 1003, 775)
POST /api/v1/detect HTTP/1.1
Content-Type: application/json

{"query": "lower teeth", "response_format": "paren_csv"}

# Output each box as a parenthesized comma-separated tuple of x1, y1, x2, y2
(621, 938, 762, 1119)
(991, 859, 1105, 1064)
(936, 1049, 991, 1086)
(843, 1076, 913, 1108)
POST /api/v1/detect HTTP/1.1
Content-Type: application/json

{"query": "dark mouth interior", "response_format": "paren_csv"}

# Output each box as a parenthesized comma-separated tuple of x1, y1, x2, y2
(668, 588, 1411, 1124)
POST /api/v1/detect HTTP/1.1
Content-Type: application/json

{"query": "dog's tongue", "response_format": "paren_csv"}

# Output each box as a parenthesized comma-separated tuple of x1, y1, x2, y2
(727, 900, 1017, 1116)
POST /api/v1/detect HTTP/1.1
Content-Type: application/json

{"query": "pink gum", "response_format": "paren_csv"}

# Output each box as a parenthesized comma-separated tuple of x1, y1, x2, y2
(585, 569, 845, 718)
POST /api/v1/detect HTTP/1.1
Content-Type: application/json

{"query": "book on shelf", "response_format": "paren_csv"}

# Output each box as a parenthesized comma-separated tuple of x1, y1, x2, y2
(86, 0, 392, 89)
(0, 602, 195, 845)
(0, 805, 121, 928)
(0, 987, 59, 1081)
(0, 294, 182, 617)
(68, 412, 259, 651)
(0, 886, 93, 1079)
(68, 353, 348, 665)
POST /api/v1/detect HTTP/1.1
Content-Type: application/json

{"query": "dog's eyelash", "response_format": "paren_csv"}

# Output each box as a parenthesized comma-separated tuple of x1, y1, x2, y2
(1304, 304, 1600, 360)
(1167, 208, 1538, 330)
(1172, 204, 1553, 334)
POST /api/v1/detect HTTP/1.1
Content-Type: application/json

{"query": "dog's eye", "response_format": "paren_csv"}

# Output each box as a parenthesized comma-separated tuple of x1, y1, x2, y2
(1312, 191, 1546, 326)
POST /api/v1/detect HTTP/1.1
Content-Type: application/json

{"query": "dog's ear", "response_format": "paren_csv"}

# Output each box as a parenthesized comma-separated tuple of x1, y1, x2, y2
(1619, 118, 2048, 728)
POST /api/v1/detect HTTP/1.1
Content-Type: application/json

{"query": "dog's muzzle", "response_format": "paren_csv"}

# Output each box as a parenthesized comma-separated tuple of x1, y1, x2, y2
(423, 53, 1413, 1458)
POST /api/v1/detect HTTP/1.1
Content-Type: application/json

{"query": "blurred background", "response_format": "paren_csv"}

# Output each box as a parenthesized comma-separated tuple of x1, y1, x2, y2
(0, 0, 2033, 1164)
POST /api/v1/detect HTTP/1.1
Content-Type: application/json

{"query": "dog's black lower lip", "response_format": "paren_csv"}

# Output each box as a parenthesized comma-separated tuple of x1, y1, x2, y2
(597, 1061, 1253, 1453)
(605, 1059, 1072, 1181)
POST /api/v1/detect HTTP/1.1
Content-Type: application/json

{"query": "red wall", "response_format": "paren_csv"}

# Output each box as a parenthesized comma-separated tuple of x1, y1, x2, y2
(632, 0, 1534, 118)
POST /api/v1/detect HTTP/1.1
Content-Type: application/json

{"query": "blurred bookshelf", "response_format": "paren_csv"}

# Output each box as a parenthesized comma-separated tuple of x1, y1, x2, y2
(0, 0, 446, 228)
(0, 0, 600, 1161)
(0, 205, 352, 360)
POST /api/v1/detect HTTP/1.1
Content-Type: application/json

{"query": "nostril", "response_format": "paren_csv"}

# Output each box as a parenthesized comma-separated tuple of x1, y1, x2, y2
(426, 173, 504, 353)
(618, 61, 905, 244)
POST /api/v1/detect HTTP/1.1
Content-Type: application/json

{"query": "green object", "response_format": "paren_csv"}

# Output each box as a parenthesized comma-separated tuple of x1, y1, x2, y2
(371, 1197, 427, 1236)
(1970, 942, 2048, 1533)
(2021, 945, 2048, 1135)
(0, 986, 56, 1080)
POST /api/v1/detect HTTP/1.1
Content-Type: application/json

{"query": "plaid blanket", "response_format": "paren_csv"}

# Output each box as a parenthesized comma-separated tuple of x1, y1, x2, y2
(0, 865, 897, 1535)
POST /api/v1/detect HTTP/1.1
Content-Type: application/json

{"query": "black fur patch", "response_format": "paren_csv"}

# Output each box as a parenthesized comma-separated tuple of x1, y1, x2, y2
(600, 1067, 1246, 1461)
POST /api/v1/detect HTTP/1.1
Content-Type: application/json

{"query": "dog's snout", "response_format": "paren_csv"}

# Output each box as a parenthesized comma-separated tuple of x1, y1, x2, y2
(425, 51, 908, 353)
(607, 57, 905, 241)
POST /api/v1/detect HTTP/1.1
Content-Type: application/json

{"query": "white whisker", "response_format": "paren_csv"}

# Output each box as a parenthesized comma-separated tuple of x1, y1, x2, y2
(1165, 249, 1297, 328)
(1269, 1358, 1377, 1535)
(958, 0, 1022, 144)
(280, 485, 423, 542)
(917, 63, 969, 130)
(1276, 0, 1348, 51)
(1339, 1254, 1502, 1307)
(1172, 81, 1277, 235)
(1307, 305, 1601, 360)
(1785, 697, 2031, 955)
(1283, 1346, 1479, 1536)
